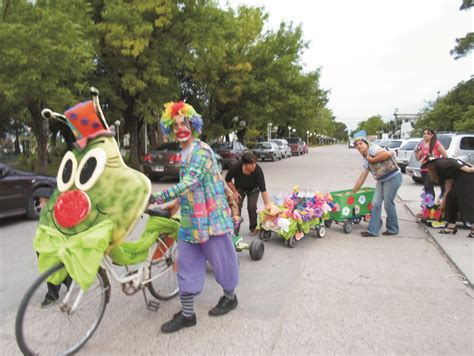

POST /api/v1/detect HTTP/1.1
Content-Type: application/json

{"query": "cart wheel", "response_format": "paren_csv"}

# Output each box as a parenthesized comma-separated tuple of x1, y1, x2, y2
(285, 236, 297, 248)
(343, 220, 352, 234)
(249, 239, 264, 260)
(316, 226, 326, 238)
(259, 230, 272, 241)
(324, 219, 333, 228)
(353, 217, 361, 224)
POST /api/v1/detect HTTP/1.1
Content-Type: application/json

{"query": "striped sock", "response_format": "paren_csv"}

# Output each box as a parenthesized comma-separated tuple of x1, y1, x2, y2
(180, 294, 194, 317)
(224, 289, 235, 300)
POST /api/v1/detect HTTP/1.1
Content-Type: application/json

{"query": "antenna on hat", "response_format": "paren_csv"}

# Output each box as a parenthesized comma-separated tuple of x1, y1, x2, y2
(90, 87, 109, 130)
(41, 108, 68, 124)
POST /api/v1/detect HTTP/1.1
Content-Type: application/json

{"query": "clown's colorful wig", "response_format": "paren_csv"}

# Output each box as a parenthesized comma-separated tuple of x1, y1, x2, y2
(160, 101, 203, 138)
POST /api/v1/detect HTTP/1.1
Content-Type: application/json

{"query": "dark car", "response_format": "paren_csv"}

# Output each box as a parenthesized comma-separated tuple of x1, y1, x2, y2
(211, 141, 246, 168)
(143, 142, 223, 181)
(287, 137, 305, 156)
(0, 163, 56, 220)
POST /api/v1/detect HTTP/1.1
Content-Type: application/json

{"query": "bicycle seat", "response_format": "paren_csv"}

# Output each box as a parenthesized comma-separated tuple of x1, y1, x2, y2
(145, 208, 171, 218)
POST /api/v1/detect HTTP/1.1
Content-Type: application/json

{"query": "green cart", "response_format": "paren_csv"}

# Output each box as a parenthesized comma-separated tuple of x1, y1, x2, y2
(326, 187, 375, 233)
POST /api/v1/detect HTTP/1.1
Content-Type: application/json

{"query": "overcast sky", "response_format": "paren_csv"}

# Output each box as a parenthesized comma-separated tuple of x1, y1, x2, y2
(219, 0, 473, 131)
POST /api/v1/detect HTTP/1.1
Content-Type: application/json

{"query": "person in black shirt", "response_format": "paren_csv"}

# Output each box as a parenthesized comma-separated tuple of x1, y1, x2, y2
(225, 152, 271, 234)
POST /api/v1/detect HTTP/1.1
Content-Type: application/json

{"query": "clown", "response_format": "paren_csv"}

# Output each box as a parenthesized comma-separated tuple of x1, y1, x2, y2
(150, 101, 239, 333)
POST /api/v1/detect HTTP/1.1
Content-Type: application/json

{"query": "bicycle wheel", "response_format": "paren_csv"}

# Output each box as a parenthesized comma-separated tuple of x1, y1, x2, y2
(148, 235, 179, 300)
(16, 263, 110, 355)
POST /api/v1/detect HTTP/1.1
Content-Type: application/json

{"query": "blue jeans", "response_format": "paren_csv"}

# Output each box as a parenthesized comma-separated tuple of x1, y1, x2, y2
(367, 172, 403, 236)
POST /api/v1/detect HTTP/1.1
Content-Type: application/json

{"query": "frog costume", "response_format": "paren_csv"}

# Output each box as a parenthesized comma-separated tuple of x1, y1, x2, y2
(35, 98, 151, 291)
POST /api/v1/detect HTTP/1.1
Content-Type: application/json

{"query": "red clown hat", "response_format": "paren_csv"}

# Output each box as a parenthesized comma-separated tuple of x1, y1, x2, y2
(64, 100, 113, 150)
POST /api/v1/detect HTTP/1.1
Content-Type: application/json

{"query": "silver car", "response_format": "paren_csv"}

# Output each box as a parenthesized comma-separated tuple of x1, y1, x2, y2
(270, 139, 292, 158)
(253, 142, 283, 161)
(406, 133, 474, 183)
(396, 138, 422, 173)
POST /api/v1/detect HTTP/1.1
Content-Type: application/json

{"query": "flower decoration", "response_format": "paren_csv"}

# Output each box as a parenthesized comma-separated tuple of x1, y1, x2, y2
(420, 191, 435, 208)
(342, 207, 350, 216)
(354, 205, 360, 214)
(358, 195, 366, 205)
(160, 101, 203, 139)
(347, 196, 355, 205)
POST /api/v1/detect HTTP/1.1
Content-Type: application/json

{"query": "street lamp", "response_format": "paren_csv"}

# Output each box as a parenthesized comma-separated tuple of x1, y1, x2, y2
(114, 120, 121, 148)
(288, 126, 292, 138)
(292, 128, 296, 137)
(306, 130, 310, 145)
(267, 122, 273, 141)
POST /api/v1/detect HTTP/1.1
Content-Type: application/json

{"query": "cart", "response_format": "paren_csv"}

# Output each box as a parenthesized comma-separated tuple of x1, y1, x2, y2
(325, 187, 375, 233)
(256, 189, 332, 248)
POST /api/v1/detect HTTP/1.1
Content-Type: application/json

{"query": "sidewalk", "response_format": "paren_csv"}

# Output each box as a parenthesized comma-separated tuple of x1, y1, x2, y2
(397, 183, 473, 288)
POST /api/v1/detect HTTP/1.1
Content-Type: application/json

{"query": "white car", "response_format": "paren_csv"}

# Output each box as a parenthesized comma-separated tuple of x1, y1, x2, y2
(396, 138, 422, 173)
(270, 139, 292, 158)
(385, 139, 405, 155)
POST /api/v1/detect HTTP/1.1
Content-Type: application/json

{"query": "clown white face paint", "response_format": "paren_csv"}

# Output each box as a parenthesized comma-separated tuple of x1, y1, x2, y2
(173, 115, 192, 143)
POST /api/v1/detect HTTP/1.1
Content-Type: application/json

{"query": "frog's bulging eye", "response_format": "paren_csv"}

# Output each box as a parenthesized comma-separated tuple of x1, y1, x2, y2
(57, 151, 77, 192)
(75, 148, 107, 191)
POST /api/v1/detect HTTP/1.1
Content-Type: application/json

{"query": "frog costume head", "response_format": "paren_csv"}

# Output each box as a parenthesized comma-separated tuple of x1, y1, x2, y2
(35, 90, 151, 289)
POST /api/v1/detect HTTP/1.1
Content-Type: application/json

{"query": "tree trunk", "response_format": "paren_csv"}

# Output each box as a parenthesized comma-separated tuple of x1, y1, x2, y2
(27, 100, 49, 173)
(128, 119, 140, 170)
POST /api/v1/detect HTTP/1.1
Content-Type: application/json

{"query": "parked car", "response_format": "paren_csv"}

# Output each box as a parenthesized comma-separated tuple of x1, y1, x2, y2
(143, 142, 224, 181)
(406, 133, 474, 183)
(270, 139, 292, 158)
(348, 139, 355, 148)
(372, 139, 390, 149)
(385, 139, 405, 156)
(396, 138, 422, 173)
(253, 142, 282, 161)
(287, 137, 305, 156)
(0, 163, 56, 220)
(211, 141, 247, 168)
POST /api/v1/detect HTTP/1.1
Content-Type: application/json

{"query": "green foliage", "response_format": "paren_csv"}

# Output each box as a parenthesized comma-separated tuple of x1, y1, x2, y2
(1, 0, 340, 170)
(355, 115, 385, 135)
(0, 0, 96, 171)
(451, 1, 473, 59)
(415, 78, 474, 132)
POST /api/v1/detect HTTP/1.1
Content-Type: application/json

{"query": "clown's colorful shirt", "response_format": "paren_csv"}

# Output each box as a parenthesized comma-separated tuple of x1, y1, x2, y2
(153, 139, 233, 243)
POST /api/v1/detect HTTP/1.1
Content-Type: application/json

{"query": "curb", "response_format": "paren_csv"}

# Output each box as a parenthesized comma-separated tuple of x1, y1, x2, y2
(398, 194, 472, 288)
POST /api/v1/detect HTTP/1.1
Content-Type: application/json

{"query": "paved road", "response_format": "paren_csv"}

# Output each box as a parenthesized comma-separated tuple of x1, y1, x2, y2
(1, 144, 472, 355)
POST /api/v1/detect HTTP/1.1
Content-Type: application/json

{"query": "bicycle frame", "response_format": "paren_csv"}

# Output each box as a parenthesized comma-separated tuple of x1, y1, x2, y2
(60, 233, 176, 313)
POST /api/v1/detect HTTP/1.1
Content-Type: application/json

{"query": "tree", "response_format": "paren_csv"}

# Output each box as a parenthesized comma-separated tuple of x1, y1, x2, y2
(415, 77, 474, 132)
(0, 0, 96, 172)
(355, 115, 385, 135)
(451, 0, 473, 59)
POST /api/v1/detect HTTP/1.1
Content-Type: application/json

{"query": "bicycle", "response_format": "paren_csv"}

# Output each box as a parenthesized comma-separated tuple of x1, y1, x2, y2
(15, 207, 179, 356)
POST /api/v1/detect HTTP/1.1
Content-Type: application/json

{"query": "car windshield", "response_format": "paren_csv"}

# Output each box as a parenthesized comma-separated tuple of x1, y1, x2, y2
(287, 138, 299, 144)
(387, 141, 403, 148)
(375, 140, 389, 147)
(438, 135, 453, 149)
(255, 143, 272, 149)
(212, 142, 233, 150)
(153, 142, 180, 151)
(400, 141, 420, 150)
(271, 141, 283, 146)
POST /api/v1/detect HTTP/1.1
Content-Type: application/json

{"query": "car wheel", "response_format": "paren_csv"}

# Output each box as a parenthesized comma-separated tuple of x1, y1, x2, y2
(412, 176, 422, 183)
(26, 194, 42, 220)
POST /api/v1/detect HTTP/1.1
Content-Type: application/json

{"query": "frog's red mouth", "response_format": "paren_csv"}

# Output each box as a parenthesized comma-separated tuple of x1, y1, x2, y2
(49, 203, 107, 236)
